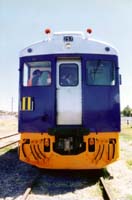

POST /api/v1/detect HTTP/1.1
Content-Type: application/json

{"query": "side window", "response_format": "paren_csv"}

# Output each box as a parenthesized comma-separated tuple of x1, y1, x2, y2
(59, 63, 78, 86)
(23, 61, 51, 86)
(86, 60, 115, 86)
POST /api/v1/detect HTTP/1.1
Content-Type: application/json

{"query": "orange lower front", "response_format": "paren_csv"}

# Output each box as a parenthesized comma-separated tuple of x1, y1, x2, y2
(19, 132, 119, 169)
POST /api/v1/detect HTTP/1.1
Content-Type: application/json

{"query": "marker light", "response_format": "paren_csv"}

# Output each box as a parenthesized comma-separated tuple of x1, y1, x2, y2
(44, 138, 50, 147)
(88, 138, 95, 145)
(86, 28, 92, 34)
(45, 28, 51, 34)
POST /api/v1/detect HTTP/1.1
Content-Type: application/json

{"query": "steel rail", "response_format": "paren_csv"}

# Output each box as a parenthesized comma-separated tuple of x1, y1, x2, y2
(0, 140, 20, 149)
(100, 177, 113, 200)
(20, 172, 41, 200)
(0, 133, 19, 140)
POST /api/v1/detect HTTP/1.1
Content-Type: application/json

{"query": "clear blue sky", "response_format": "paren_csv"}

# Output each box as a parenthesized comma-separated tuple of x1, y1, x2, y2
(0, 0, 132, 111)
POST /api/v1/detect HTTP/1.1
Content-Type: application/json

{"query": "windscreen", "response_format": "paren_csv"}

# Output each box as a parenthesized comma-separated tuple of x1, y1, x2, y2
(23, 61, 51, 86)
(86, 60, 115, 86)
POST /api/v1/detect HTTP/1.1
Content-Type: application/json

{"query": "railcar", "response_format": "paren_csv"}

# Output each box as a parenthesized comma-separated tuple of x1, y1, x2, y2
(18, 29, 120, 169)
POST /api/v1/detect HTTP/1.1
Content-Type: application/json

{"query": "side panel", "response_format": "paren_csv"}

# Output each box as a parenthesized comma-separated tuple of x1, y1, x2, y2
(82, 54, 120, 132)
(19, 56, 56, 132)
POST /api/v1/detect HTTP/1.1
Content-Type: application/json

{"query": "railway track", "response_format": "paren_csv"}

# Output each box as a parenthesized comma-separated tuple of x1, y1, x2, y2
(20, 171, 41, 200)
(100, 176, 113, 200)
(19, 170, 114, 200)
(0, 133, 20, 149)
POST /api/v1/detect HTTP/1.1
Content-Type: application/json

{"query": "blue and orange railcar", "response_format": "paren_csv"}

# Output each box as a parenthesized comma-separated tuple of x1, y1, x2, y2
(18, 29, 120, 169)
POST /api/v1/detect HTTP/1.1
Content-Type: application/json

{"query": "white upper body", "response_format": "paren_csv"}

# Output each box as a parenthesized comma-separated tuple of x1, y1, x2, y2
(20, 31, 118, 57)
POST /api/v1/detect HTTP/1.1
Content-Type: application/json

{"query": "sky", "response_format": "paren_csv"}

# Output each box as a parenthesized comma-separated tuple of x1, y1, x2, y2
(0, 0, 132, 111)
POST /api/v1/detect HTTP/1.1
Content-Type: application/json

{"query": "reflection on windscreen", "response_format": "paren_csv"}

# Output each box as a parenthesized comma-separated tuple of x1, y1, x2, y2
(86, 60, 115, 86)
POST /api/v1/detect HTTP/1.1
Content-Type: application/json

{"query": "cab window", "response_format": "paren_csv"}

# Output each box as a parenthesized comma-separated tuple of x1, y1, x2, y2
(23, 61, 51, 86)
(86, 60, 115, 86)
(59, 63, 78, 86)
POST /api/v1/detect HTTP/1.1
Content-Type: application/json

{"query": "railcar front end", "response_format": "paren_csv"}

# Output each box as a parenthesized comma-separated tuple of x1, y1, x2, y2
(18, 30, 120, 169)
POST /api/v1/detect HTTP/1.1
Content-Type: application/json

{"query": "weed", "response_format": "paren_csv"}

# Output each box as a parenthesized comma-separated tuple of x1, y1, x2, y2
(126, 159, 132, 169)
(127, 194, 132, 200)
(0, 144, 17, 155)
(120, 126, 132, 141)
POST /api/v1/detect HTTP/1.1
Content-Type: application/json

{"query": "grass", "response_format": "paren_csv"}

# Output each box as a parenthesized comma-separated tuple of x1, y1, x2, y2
(126, 159, 132, 170)
(0, 144, 18, 155)
(120, 123, 132, 170)
(120, 123, 132, 141)
(0, 146, 12, 155)
(127, 194, 132, 200)
(120, 133, 132, 141)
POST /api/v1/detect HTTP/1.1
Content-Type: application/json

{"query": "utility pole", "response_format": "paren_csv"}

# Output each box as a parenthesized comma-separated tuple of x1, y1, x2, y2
(11, 97, 13, 113)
